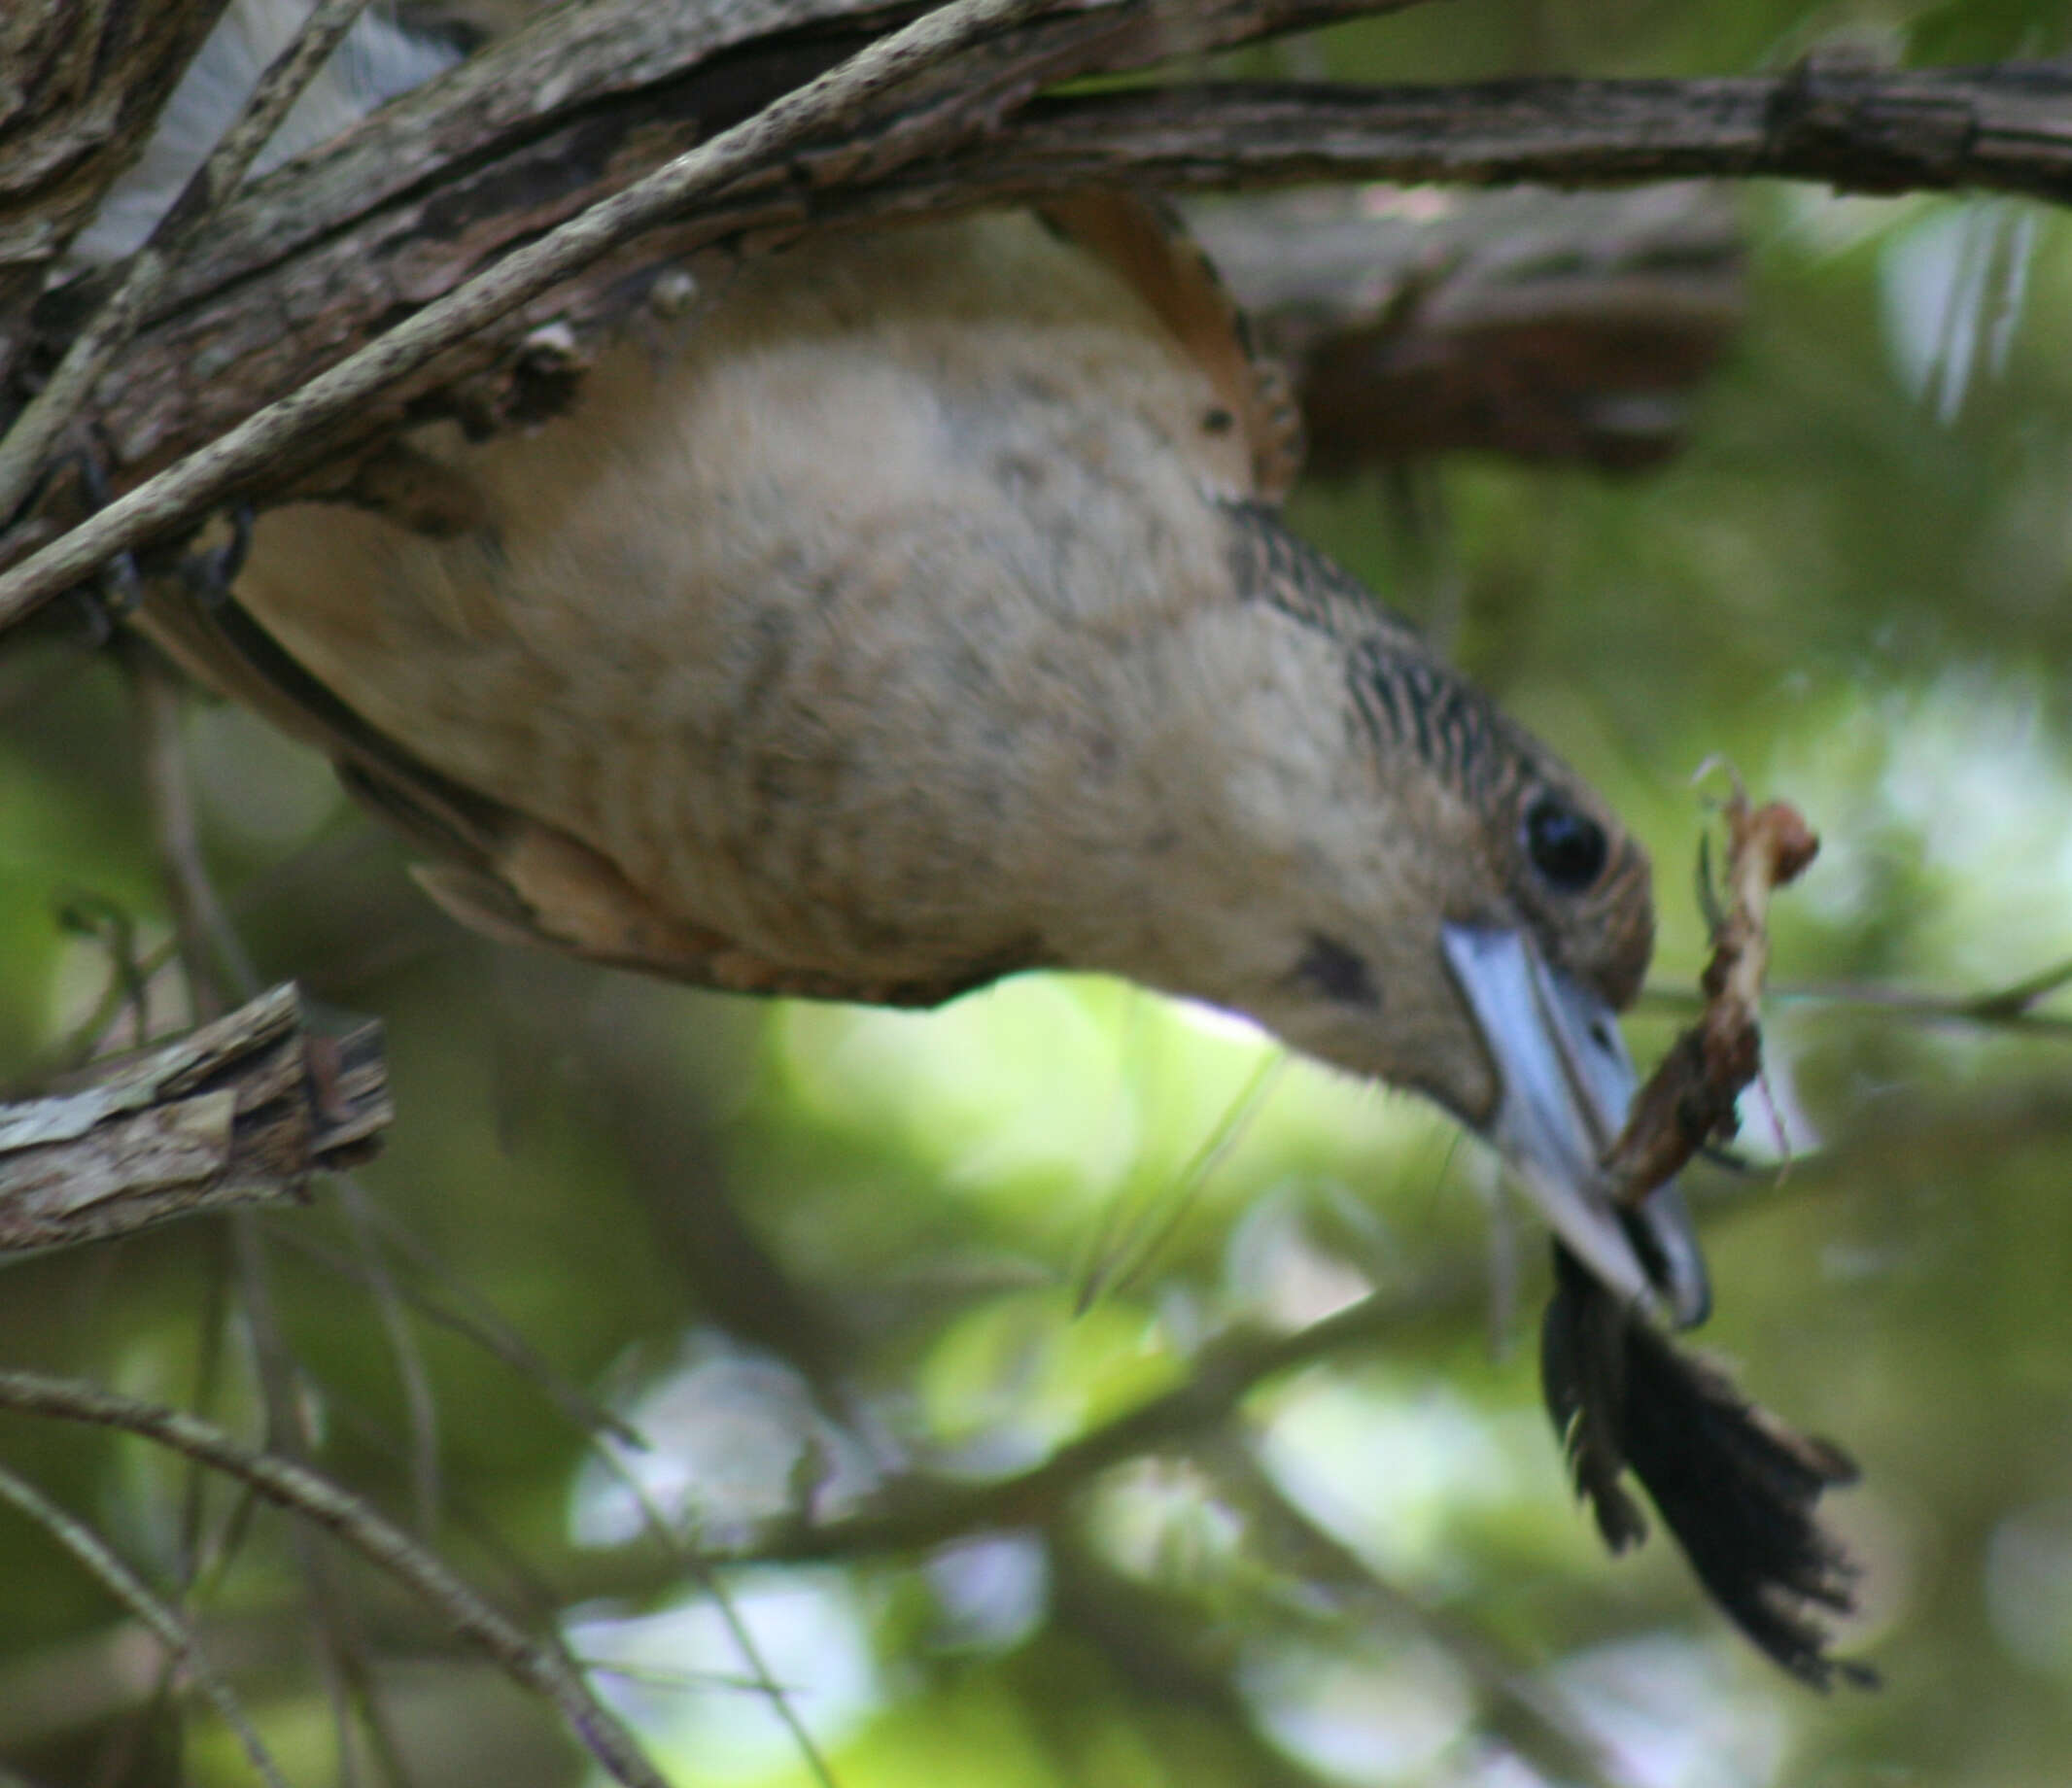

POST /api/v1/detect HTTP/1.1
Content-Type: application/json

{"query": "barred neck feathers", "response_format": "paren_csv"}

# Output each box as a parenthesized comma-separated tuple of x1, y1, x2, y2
(1093, 501, 1654, 1103)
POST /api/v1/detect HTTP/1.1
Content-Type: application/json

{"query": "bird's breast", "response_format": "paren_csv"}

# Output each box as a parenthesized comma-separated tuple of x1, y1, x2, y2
(231, 216, 1262, 985)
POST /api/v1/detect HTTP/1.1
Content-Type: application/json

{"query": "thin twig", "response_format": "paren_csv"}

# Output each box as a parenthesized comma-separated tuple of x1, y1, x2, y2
(734, 1265, 1478, 1565)
(588, 1447, 840, 1788)
(1212, 1440, 1630, 1788)
(0, 0, 1061, 632)
(336, 1177, 444, 1537)
(0, 0, 379, 522)
(0, 1462, 290, 1788)
(1639, 972, 2072, 1038)
(126, 642, 259, 1019)
(232, 1208, 372, 1786)
(0, 1367, 669, 1788)
(297, 1190, 643, 1447)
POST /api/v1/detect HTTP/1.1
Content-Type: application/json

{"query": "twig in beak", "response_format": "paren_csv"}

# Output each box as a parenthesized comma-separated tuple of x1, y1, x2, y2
(1605, 771, 1818, 1205)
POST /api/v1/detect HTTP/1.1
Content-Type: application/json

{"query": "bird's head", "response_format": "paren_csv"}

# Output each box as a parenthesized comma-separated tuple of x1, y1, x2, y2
(1165, 516, 1708, 1324)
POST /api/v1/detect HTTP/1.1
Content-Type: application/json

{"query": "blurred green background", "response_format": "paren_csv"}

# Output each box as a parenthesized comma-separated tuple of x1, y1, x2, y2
(6, 2, 2072, 1784)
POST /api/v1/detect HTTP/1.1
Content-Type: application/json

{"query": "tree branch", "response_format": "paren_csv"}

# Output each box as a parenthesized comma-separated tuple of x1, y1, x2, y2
(0, 0, 1073, 628)
(729, 1264, 1479, 1566)
(974, 63, 2072, 204)
(0, 1462, 289, 1788)
(0, 0, 234, 337)
(5, 0, 2064, 631)
(0, 982, 390, 1254)
(0, 1366, 669, 1788)
(0, 0, 381, 521)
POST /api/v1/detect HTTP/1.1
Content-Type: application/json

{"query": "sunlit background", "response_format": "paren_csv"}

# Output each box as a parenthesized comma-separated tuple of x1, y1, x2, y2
(5, 3, 2072, 1785)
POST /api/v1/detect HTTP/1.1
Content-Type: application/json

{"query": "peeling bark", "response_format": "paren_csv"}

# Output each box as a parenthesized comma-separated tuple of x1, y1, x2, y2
(0, 983, 390, 1253)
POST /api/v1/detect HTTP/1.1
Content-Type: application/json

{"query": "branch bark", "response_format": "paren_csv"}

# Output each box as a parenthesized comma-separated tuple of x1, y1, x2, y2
(0, 0, 234, 341)
(0, 982, 390, 1254)
(0, 0, 383, 522)
(2, 0, 2064, 626)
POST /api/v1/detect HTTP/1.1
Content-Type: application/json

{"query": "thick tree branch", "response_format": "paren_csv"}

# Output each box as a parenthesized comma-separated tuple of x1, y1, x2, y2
(2, 0, 2063, 628)
(0, 982, 389, 1254)
(979, 64, 2072, 203)
(0, 0, 381, 522)
(0, 0, 1078, 627)
(2, 0, 1427, 495)
(0, 0, 234, 336)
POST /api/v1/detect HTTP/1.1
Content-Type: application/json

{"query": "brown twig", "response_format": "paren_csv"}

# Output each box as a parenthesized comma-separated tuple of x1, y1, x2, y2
(0, 1367, 670, 1788)
(0, 1462, 289, 1788)
(1606, 772, 1819, 1203)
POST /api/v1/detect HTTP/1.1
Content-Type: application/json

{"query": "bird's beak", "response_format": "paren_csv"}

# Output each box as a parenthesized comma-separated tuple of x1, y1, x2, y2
(1440, 924, 1710, 1327)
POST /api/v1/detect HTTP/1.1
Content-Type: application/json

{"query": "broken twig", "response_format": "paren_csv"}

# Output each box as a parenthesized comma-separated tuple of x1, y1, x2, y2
(0, 981, 389, 1253)
(1607, 773, 1819, 1202)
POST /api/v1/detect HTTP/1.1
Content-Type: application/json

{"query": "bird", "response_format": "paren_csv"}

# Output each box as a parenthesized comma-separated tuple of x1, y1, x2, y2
(74, 0, 1869, 1682)
(141, 190, 1704, 1324)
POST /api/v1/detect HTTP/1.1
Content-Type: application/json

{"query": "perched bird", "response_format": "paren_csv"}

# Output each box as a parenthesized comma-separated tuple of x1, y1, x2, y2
(78, 0, 1866, 1680)
(145, 193, 1703, 1323)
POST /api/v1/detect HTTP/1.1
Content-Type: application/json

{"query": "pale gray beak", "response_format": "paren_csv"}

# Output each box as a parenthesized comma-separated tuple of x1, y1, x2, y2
(1441, 924, 1709, 1327)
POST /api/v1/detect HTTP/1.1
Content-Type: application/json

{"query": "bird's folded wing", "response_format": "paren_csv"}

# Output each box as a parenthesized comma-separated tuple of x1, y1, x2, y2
(136, 572, 1002, 1006)
(1037, 189, 1305, 504)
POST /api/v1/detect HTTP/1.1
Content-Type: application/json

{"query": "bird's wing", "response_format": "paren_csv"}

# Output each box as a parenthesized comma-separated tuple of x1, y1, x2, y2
(1037, 190, 1304, 503)
(136, 562, 1013, 1007)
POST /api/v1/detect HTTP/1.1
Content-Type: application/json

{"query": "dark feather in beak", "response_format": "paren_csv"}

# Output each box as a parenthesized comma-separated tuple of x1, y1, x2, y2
(1542, 1245, 1875, 1690)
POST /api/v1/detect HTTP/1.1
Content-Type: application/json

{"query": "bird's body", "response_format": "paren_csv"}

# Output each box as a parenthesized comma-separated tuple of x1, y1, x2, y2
(68, 0, 1878, 1683)
(94, 0, 1689, 1309)
(237, 213, 1300, 1000)
(211, 206, 1655, 1117)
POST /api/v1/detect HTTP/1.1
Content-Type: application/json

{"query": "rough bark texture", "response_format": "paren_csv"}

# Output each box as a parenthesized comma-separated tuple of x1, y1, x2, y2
(0, 0, 235, 348)
(0, 983, 390, 1253)
(0, 0, 2063, 599)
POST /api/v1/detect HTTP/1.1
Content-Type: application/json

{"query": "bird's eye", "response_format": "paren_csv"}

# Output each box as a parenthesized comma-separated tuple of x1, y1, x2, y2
(1523, 795, 1607, 892)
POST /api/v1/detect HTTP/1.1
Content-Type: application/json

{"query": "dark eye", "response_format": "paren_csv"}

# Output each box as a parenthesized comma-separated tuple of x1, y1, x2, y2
(1524, 795, 1607, 892)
